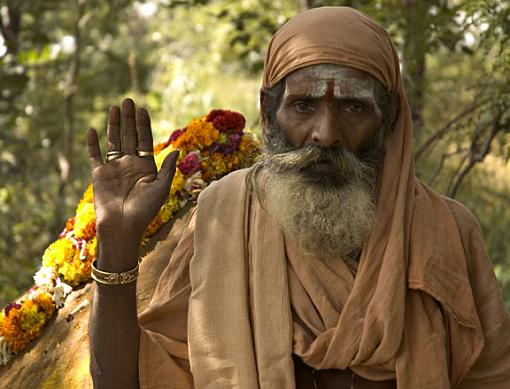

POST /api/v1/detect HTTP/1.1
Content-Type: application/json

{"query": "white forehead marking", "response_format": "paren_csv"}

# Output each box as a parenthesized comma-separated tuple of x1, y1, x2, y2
(285, 64, 378, 102)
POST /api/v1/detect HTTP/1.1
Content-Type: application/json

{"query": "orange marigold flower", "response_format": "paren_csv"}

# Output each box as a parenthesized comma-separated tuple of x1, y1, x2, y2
(65, 218, 75, 232)
(0, 293, 56, 353)
(173, 119, 220, 150)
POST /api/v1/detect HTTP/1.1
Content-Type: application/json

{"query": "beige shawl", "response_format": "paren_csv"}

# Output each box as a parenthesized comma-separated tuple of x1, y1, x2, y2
(184, 6, 510, 389)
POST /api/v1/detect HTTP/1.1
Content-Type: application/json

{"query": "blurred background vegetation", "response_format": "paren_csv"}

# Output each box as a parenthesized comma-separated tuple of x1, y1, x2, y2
(0, 0, 509, 310)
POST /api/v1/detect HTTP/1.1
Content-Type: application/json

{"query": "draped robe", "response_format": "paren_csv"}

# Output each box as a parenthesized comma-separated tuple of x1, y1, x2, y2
(138, 169, 510, 389)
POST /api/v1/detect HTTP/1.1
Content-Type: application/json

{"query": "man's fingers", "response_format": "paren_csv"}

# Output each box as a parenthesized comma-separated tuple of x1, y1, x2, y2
(107, 106, 121, 152)
(136, 108, 154, 160)
(121, 98, 137, 154)
(158, 150, 179, 185)
(87, 128, 103, 169)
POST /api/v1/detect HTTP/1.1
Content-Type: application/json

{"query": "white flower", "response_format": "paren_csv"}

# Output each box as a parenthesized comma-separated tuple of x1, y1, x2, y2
(51, 280, 73, 308)
(184, 171, 206, 196)
(33, 268, 72, 308)
(33, 266, 58, 288)
(0, 337, 13, 366)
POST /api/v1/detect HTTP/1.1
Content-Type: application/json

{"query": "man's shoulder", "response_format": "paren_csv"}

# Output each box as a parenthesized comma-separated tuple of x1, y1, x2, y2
(195, 168, 253, 216)
(193, 168, 252, 245)
(440, 195, 487, 274)
(441, 195, 482, 237)
(417, 180, 482, 237)
(198, 168, 252, 201)
(414, 181, 487, 278)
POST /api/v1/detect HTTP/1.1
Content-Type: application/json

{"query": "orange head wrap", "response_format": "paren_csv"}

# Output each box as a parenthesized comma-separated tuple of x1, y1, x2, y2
(262, 6, 399, 91)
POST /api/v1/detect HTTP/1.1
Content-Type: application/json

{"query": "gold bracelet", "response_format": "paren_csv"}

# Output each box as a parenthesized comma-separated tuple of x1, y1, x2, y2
(91, 260, 139, 285)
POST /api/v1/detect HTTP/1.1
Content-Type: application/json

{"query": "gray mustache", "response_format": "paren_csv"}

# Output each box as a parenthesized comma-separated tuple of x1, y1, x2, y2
(266, 145, 374, 181)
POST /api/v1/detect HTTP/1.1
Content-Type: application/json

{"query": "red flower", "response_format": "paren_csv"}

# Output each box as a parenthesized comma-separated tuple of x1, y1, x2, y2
(169, 129, 184, 143)
(177, 152, 201, 176)
(4, 302, 21, 316)
(206, 109, 246, 133)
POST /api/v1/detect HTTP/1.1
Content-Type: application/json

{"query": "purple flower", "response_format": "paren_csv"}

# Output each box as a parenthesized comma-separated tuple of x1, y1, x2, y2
(177, 152, 201, 176)
(169, 129, 184, 143)
(209, 133, 243, 155)
(4, 302, 21, 316)
(226, 133, 242, 153)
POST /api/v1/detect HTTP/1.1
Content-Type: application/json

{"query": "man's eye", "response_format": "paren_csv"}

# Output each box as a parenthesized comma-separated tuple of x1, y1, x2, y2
(343, 103, 364, 113)
(291, 100, 314, 113)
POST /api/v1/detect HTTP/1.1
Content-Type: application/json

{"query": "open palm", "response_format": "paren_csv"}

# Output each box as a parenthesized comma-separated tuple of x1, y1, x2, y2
(86, 98, 178, 245)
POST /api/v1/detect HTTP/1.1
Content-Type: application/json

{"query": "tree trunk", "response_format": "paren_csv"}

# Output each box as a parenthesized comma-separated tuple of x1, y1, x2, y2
(55, 0, 85, 233)
(402, 0, 429, 140)
(298, 0, 313, 12)
(128, 50, 140, 93)
(0, 0, 21, 54)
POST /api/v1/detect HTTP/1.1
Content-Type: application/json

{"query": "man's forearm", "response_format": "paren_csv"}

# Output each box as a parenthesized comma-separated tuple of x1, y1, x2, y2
(89, 245, 141, 389)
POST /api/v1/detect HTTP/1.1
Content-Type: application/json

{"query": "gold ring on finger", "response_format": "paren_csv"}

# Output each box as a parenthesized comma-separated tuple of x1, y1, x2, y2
(137, 150, 153, 157)
(106, 151, 123, 162)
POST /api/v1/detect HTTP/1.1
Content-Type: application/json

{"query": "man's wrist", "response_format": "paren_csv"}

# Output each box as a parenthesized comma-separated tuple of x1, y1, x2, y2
(96, 240, 141, 273)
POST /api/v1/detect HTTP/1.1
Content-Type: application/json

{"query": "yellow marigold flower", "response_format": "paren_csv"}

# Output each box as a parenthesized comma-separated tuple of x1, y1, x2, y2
(171, 171, 186, 195)
(20, 301, 44, 333)
(159, 199, 176, 224)
(58, 238, 96, 287)
(167, 196, 182, 214)
(80, 184, 94, 205)
(74, 202, 96, 240)
(34, 292, 55, 315)
(42, 238, 76, 270)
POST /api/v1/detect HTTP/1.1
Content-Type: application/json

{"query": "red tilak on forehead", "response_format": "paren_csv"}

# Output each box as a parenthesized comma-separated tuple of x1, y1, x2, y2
(326, 80, 334, 101)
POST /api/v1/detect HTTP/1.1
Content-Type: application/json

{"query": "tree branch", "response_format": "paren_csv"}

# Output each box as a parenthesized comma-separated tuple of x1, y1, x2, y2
(415, 97, 490, 160)
(426, 146, 467, 186)
(447, 111, 504, 198)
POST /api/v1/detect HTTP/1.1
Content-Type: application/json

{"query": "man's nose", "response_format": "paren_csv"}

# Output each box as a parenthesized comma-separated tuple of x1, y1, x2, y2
(309, 108, 345, 148)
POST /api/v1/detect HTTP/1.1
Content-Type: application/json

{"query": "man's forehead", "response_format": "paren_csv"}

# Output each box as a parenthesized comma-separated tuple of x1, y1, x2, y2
(283, 64, 378, 99)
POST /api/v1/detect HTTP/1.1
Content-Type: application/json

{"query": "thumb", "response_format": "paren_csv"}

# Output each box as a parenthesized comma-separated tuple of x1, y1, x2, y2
(157, 150, 180, 186)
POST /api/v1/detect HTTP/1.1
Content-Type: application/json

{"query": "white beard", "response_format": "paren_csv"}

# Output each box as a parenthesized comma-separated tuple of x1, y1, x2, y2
(252, 125, 385, 260)
(261, 169, 376, 259)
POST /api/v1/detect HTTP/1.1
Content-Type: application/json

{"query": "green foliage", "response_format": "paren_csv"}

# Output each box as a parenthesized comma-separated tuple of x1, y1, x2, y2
(0, 0, 509, 311)
(0, 0, 137, 303)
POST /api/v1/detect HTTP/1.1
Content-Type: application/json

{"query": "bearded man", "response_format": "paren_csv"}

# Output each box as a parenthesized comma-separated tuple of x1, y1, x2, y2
(87, 7, 510, 389)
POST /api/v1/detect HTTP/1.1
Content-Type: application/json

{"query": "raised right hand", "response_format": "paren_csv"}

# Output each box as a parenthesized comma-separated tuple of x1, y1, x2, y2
(86, 98, 178, 269)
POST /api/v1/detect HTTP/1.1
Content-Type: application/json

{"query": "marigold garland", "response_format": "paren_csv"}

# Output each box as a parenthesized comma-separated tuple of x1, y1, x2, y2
(0, 292, 55, 355)
(0, 109, 260, 365)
